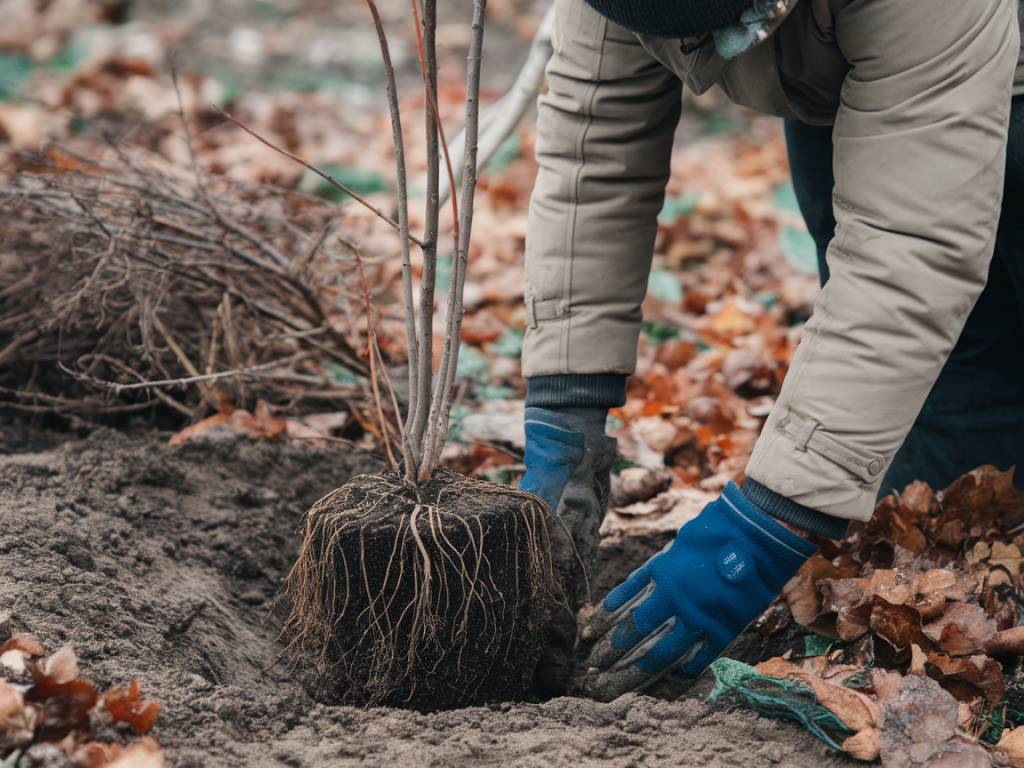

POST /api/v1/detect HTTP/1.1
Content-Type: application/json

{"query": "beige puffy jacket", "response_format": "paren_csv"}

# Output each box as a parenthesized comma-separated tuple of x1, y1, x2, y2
(523, 0, 1021, 521)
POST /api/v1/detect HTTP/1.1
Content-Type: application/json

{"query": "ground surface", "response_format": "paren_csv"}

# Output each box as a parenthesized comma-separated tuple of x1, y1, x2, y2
(0, 429, 854, 767)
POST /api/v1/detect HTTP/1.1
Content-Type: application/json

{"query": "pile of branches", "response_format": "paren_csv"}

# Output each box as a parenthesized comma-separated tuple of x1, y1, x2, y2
(0, 144, 375, 426)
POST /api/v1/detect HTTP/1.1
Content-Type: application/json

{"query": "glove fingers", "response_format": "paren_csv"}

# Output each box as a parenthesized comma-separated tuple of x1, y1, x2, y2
(581, 606, 690, 701)
(633, 620, 703, 676)
(581, 564, 653, 641)
(680, 636, 724, 678)
(580, 660, 655, 702)
(583, 587, 669, 671)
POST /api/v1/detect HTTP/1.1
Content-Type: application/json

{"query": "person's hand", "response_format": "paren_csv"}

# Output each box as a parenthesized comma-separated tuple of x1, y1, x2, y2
(578, 482, 815, 700)
(519, 407, 587, 510)
(520, 405, 616, 694)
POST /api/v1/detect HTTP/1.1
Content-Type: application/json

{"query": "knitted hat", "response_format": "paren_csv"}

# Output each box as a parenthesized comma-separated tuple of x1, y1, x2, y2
(584, 0, 753, 38)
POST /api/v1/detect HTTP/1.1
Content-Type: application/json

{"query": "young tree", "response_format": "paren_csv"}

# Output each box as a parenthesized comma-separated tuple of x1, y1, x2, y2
(282, 0, 567, 708)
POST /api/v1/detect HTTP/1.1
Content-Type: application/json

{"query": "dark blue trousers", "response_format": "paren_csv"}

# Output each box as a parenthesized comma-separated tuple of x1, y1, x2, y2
(784, 97, 1024, 494)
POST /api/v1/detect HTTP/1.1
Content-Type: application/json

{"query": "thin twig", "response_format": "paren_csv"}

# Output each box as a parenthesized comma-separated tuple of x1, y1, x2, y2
(57, 354, 307, 394)
(421, 0, 487, 476)
(215, 107, 427, 250)
(439, 4, 553, 205)
(365, 0, 420, 479)
(408, 0, 446, 456)
(350, 240, 400, 471)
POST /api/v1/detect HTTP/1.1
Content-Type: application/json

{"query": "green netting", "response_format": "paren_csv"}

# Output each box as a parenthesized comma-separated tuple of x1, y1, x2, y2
(708, 658, 854, 752)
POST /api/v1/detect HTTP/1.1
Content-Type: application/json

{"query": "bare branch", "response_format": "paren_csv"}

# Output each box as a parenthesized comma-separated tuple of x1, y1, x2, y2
(365, 0, 421, 478)
(215, 107, 428, 251)
(420, 0, 488, 477)
(57, 354, 308, 394)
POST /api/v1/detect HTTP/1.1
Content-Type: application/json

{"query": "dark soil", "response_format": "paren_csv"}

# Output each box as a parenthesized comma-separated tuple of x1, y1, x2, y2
(0, 428, 855, 767)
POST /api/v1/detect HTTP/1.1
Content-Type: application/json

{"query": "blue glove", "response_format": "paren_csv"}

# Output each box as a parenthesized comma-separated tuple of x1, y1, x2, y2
(579, 481, 815, 700)
(520, 406, 616, 693)
(520, 407, 587, 510)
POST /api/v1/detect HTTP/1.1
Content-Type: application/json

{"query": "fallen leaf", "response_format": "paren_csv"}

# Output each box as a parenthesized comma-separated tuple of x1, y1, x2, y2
(986, 626, 1024, 656)
(923, 603, 997, 657)
(1, 632, 45, 657)
(878, 674, 959, 768)
(910, 644, 927, 675)
(610, 467, 674, 507)
(107, 738, 166, 768)
(756, 657, 881, 732)
(997, 727, 1024, 768)
(0, 678, 24, 720)
(103, 680, 161, 736)
(41, 644, 78, 684)
(841, 727, 880, 761)
(869, 597, 921, 654)
(783, 555, 848, 628)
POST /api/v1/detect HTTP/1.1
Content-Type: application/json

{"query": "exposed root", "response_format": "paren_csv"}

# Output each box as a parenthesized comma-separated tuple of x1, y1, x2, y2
(281, 469, 566, 709)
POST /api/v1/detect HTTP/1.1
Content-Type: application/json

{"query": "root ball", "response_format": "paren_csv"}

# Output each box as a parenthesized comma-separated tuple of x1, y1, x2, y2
(282, 469, 567, 709)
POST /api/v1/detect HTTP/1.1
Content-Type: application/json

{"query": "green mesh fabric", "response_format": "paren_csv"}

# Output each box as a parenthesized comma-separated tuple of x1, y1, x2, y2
(707, 659, 853, 752)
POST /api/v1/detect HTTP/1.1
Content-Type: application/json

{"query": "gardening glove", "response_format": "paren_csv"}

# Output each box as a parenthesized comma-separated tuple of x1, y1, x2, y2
(521, 406, 617, 694)
(578, 481, 816, 701)
(521, 406, 616, 533)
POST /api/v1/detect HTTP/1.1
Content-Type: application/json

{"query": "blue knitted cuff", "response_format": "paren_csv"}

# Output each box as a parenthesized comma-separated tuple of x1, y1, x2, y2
(741, 479, 849, 540)
(526, 374, 628, 408)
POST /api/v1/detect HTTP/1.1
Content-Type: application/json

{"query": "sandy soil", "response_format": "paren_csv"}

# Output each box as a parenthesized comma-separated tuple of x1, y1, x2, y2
(0, 428, 855, 767)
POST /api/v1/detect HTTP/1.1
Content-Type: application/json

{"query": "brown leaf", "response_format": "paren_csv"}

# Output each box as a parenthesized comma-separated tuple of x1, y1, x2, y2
(653, 339, 697, 370)
(841, 727, 880, 761)
(878, 675, 959, 768)
(899, 481, 936, 519)
(819, 578, 872, 641)
(940, 466, 1024, 531)
(1, 632, 45, 657)
(41, 644, 78, 684)
(923, 603, 996, 657)
(910, 644, 928, 676)
(0, 679, 24, 720)
(103, 680, 161, 736)
(925, 652, 1004, 703)
(997, 727, 1024, 768)
(986, 626, 1024, 656)
(107, 738, 166, 768)
(869, 597, 921, 653)
(783, 555, 847, 628)
(756, 657, 882, 732)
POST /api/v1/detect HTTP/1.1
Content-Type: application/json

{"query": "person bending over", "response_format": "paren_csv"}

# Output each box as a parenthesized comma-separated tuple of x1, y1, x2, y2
(519, 0, 1024, 699)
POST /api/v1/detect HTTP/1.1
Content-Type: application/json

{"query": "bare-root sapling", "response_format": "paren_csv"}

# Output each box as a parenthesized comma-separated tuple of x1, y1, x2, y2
(281, 0, 571, 707)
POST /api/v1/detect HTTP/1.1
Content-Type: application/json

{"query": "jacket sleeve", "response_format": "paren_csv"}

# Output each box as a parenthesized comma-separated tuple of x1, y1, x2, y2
(746, 0, 1020, 521)
(522, 0, 682, 379)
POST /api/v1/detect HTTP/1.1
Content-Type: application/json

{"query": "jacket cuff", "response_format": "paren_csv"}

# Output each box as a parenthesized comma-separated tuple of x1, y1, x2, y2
(526, 374, 628, 408)
(741, 478, 849, 540)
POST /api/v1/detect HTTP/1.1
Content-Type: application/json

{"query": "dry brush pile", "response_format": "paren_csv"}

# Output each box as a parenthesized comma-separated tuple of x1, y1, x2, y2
(0, 144, 377, 430)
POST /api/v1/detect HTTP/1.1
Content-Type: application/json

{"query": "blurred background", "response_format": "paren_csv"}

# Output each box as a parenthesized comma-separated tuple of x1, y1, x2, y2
(0, 0, 820, 530)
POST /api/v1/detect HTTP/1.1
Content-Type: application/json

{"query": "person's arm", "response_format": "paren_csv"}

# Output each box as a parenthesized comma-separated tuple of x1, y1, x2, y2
(746, 0, 1020, 522)
(522, 0, 682, 408)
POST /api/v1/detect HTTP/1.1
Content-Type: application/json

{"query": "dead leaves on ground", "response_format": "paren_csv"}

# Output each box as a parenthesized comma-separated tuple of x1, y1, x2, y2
(741, 466, 1024, 765)
(1, 633, 163, 767)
